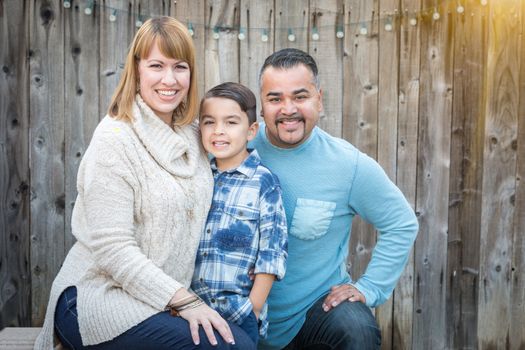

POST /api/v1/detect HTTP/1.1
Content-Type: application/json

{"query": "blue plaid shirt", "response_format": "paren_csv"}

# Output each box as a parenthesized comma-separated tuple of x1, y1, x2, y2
(191, 150, 288, 337)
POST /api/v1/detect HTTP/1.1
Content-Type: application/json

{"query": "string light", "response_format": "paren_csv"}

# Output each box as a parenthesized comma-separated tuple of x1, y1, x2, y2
(212, 27, 220, 40)
(287, 28, 296, 42)
(238, 28, 246, 41)
(109, 9, 117, 22)
(336, 25, 344, 39)
(311, 27, 320, 41)
(480, 0, 488, 5)
(135, 14, 143, 28)
(84, 0, 94, 15)
(63, 0, 71, 9)
(187, 22, 194, 37)
(261, 29, 269, 42)
(409, 17, 417, 26)
(457, 3, 465, 13)
(433, 9, 440, 20)
(384, 17, 393, 32)
(359, 23, 368, 36)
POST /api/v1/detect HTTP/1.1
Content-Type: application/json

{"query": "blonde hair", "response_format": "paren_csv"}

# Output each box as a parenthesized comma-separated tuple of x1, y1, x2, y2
(108, 16, 198, 126)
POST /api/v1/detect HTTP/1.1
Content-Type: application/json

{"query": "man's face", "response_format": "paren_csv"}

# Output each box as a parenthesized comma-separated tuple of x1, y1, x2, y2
(260, 64, 323, 148)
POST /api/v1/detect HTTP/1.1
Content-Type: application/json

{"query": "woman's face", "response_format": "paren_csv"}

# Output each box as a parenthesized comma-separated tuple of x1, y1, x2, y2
(137, 42, 191, 125)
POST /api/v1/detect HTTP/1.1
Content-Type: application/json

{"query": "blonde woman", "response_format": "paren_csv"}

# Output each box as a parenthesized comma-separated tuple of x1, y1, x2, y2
(34, 17, 254, 349)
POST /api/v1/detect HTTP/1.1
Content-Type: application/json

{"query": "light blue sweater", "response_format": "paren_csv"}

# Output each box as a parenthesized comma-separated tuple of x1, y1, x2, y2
(250, 124, 419, 350)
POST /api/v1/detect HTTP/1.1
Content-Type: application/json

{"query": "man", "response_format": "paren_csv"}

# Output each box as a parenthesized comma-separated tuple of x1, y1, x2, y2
(250, 48, 419, 350)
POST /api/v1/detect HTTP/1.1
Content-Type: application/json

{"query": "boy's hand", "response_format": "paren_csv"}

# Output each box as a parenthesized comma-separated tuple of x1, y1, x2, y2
(321, 284, 366, 312)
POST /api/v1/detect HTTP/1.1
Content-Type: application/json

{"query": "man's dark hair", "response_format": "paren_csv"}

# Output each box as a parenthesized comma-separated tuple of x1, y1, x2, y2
(201, 82, 257, 124)
(259, 48, 320, 89)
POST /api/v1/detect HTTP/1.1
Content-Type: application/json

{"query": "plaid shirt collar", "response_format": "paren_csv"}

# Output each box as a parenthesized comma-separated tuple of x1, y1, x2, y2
(210, 149, 261, 179)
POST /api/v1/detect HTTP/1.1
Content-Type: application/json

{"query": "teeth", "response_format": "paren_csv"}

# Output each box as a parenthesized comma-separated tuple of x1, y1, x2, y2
(158, 90, 176, 96)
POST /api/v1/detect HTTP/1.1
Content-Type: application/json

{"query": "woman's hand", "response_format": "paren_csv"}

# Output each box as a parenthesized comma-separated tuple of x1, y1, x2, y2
(321, 284, 366, 312)
(179, 302, 235, 346)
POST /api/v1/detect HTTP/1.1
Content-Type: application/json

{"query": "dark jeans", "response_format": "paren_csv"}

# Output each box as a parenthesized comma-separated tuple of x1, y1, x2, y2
(54, 286, 255, 349)
(237, 311, 258, 346)
(283, 295, 381, 350)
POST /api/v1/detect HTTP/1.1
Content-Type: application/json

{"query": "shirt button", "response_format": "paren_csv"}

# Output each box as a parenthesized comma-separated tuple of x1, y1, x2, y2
(211, 298, 216, 303)
(206, 228, 211, 233)
(239, 210, 244, 216)
(199, 278, 204, 282)
(203, 252, 208, 257)
(217, 182, 223, 187)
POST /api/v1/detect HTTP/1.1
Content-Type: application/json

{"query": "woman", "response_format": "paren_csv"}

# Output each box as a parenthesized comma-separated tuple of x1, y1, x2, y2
(34, 16, 254, 349)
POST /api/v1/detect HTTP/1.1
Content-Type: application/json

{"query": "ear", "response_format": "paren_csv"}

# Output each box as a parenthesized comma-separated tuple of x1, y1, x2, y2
(247, 121, 259, 141)
(317, 88, 324, 112)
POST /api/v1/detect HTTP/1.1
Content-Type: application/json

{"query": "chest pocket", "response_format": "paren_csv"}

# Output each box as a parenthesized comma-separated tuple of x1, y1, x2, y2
(290, 198, 336, 240)
(214, 206, 259, 250)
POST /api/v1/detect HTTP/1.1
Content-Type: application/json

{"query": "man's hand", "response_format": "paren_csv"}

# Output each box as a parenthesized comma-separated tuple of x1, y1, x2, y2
(322, 284, 366, 312)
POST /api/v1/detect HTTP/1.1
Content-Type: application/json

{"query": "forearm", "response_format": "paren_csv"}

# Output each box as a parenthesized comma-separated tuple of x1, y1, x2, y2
(249, 273, 275, 318)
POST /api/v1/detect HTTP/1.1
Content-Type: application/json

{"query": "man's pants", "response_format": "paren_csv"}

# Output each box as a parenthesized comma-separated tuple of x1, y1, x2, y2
(54, 286, 255, 349)
(284, 295, 381, 350)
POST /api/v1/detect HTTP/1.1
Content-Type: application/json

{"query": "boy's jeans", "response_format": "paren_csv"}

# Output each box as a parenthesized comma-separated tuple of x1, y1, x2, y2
(283, 294, 381, 350)
(54, 286, 255, 349)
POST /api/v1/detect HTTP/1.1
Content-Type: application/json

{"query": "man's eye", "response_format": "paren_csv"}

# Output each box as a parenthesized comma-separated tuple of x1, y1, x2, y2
(296, 95, 307, 100)
(269, 98, 280, 103)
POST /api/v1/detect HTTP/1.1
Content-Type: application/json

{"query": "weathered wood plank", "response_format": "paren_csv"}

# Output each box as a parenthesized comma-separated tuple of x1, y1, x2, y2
(477, 1, 520, 348)
(375, 0, 399, 347)
(0, 0, 31, 328)
(510, 4, 525, 349)
(29, 0, 66, 326)
(63, 0, 101, 252)
(310, 0, 344, 138)
(343, 0, 380, 287)
(239, 0, 274, 111)
(99, 0, 133, 115)
(446, 1, 487, 349)
(204, 0, 240, 91)
(172, 0, 207, 98)
(274, 0, 308, 52)
(393, 1, 421, 349)
(412, 0, 454, 348)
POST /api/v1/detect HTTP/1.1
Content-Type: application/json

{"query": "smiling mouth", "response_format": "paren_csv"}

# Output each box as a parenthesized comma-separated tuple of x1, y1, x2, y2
(157, 90, 178, 96)
(275, 116, 304, 127)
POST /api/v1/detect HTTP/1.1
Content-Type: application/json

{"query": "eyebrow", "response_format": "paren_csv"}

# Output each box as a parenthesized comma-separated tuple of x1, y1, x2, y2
(265, 88, 310, 97)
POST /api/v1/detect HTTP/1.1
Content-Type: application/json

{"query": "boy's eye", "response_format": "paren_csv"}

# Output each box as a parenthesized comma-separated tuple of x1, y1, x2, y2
(227, 120, 238, 125)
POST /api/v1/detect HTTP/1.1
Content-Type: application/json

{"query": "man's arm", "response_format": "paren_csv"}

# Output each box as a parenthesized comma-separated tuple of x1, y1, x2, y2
(324, 152, 419, 311)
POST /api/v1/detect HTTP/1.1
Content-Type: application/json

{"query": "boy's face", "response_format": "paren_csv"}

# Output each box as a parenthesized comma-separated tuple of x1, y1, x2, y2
(199, 97, 259, 171)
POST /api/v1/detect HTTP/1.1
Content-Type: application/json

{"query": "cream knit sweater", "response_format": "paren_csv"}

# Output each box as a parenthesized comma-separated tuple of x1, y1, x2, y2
(34, 96, 213, 349)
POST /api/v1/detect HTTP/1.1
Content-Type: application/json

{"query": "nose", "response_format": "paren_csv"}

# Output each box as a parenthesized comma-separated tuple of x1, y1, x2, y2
(213, 123, 225, 135)
(162, 68, 177, 85)
(280, 98, 297, 115)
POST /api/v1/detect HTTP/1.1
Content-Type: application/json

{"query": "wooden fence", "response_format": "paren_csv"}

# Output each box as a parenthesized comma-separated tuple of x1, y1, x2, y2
(1, 0, 524, 349)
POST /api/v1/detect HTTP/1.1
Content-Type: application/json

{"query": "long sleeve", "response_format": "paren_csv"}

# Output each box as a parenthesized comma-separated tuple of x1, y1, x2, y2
(74, 135, 181, 310)
(348, 152, 419, 307)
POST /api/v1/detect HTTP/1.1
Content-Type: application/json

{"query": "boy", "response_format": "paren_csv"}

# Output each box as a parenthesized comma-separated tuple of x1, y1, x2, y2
(191, 82, 288, 345)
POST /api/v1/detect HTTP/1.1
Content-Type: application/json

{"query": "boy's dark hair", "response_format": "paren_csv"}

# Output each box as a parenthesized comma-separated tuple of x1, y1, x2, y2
(201, 82, 257, 124)
(259, 48, 320, 89)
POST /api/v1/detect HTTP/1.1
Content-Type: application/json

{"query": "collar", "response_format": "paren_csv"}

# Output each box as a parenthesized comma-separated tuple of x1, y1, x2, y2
(130, 94, 201, 177)
(210, 149, 261, 179)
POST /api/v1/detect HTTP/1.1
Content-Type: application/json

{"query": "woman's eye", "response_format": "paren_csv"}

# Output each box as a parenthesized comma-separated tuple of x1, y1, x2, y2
(150, 64, 162, 68)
